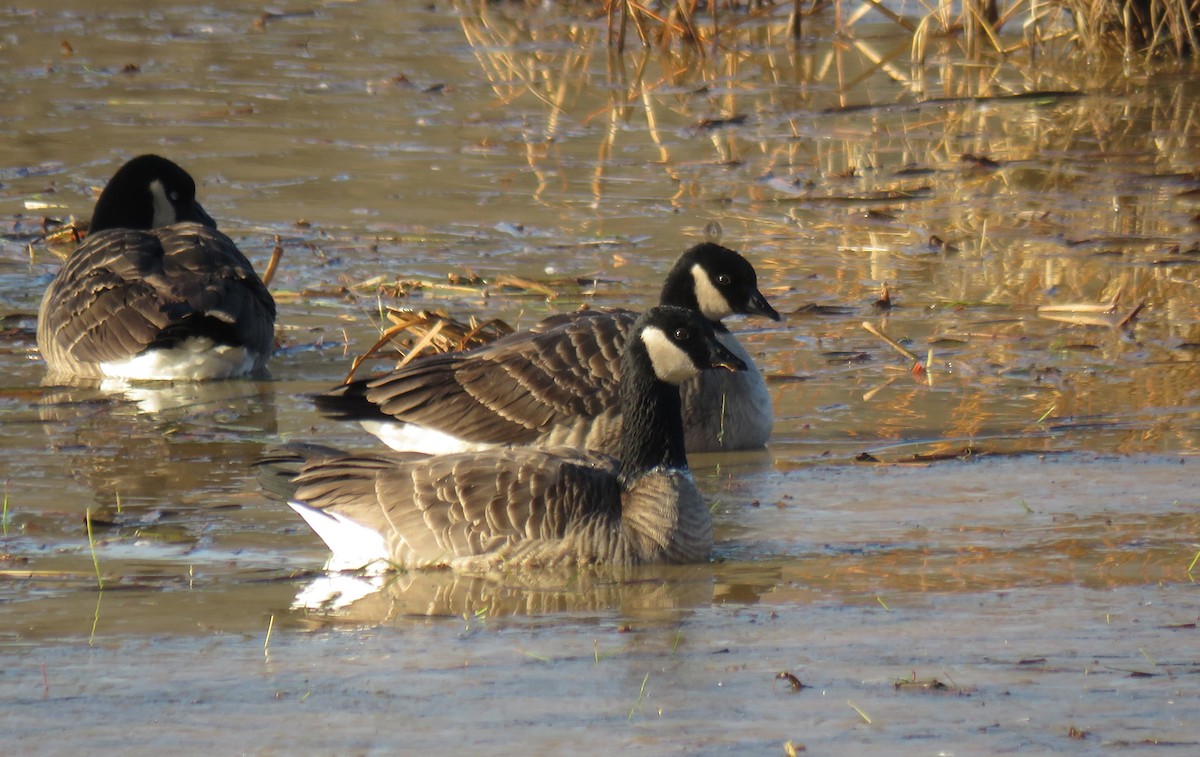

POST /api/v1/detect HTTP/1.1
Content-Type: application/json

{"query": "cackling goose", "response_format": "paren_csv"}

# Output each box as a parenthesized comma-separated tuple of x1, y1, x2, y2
(316, 242, 780, 454)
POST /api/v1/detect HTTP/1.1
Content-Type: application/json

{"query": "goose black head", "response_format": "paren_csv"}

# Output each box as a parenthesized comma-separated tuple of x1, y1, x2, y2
(635, 305, 748, 386)
(660, 242, 782, 324)
(89, 154, 217, 233)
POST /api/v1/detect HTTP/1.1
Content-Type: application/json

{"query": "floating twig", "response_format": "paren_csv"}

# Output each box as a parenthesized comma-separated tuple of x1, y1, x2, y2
(861, 321, 919, 361)
(862, 375, 899, 401)
(1116, 300, 1146, 330)
(1037, 286, 1123, 314)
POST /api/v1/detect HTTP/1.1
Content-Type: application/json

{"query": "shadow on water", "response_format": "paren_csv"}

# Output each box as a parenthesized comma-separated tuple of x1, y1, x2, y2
(0, 0, 1197, 753)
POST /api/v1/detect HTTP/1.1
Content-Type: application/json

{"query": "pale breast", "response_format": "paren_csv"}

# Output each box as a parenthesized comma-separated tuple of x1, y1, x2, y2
(681, 331, 773, 452)
(620, 469, 712, 564)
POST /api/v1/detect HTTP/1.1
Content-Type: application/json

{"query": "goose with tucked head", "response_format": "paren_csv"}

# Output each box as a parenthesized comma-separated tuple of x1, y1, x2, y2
(37, 154, 275, 381)
(269, 306, 747, 572)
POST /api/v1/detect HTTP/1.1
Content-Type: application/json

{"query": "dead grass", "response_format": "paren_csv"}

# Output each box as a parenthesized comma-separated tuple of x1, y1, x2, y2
(532, 1, 1200, 60)
(342, 308, 515, 383)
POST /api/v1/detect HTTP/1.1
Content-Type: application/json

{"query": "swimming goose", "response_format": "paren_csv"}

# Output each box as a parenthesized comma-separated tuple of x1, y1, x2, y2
(316, 242, 780, 454)
(37, 154, 276, 381)
(277, 306, 747, 571)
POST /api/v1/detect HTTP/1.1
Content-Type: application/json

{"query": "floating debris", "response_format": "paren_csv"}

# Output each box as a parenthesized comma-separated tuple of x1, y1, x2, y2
(695, 114, 747, 130)
(928, 234, 959, 252)
(872, 282, 892, 311)
(1037, 290, 1145, 330)
(893, 671, 963, 693)
(342, 309, 515, 383)
(961, 153, 1001, 170)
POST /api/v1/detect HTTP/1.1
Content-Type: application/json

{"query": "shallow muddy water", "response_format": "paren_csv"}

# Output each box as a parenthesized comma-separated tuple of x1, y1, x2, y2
(1, 1, 1198, 753)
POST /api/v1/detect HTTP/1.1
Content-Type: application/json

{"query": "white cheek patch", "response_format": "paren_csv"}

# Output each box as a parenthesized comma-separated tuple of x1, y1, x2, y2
(641, 326, 701, 385)
(690, 263, 733, 320)
(149, 179, 177, 228)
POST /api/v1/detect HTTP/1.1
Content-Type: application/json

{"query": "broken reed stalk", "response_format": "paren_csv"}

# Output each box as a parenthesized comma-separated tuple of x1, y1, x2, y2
(342, 319, 430, 384)
(458, 318, 512, 348)
(861, 321, 919, 361)
(1037, 291, 1146, 331)
(396, 320, 446, 368)
(1037, 286, 1123, 314)
(341, 310, 513, 384)
(261, 235, 284, 287)
(491, 274, 559, 299)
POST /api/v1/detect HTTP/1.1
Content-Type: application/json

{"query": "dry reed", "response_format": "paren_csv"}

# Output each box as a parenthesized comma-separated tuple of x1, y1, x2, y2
(560, 0, 1200, 59)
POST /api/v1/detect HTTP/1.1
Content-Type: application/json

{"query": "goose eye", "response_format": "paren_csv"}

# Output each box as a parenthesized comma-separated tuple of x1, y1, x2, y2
(168, 191, 180, 202)
(673, 328, 690, 341)
(716, 273, 732, 285)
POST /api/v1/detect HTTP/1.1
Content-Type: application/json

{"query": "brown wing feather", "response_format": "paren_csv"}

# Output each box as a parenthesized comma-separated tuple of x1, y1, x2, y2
(292, 447, 622, 567)
(352, 310, 636, 444)
(38, 223, 275, 373)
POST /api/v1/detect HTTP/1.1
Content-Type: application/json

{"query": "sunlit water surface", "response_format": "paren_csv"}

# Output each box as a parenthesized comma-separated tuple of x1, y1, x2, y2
(1, 1, 1197, 753)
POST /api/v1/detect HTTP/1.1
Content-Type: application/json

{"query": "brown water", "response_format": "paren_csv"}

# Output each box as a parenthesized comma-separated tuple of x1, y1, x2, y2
(1, 1, 1198, 753)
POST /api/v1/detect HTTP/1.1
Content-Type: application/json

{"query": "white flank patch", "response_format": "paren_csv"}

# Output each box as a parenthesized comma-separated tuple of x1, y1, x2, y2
(149, 179, 177, 228)
(690, 263, 733, 320)
(360, 420, 495, 455)
(641, 326, 700, 385)
(100, 338, 259, 381)
(288, 501, 392, 573)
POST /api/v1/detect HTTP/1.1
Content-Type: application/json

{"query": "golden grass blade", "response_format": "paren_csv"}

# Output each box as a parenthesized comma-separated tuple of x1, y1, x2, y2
(342, 318, 428, 384)
(397, 320, 446, 367)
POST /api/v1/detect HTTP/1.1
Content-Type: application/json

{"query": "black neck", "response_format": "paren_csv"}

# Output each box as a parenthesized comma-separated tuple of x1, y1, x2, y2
(91, 186, 154, 232)
(658, 266, 702, 316)
(617, 348, 689, 482)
